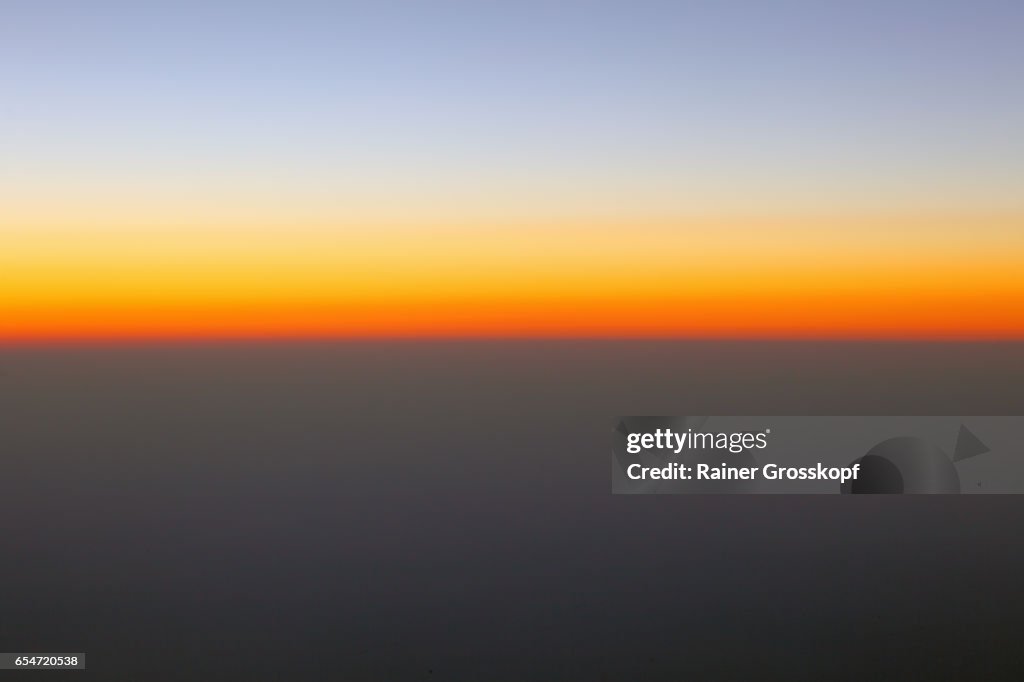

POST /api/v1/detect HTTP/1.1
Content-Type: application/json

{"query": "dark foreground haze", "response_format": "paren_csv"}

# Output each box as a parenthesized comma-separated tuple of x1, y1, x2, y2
(1, 341, 1023, 680)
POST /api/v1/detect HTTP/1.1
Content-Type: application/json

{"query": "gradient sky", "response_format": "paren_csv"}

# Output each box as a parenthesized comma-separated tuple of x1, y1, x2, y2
(3, 1, 1023, 339)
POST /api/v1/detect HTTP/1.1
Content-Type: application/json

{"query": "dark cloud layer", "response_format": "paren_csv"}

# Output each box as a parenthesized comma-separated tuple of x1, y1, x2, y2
(1, 341, 1022, 680)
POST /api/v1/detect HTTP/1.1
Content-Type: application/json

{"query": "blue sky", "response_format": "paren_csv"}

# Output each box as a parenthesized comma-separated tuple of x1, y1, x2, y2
(3, 1, 1023, 215)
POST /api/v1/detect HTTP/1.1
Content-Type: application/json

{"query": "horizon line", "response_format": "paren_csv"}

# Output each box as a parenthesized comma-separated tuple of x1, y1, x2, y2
(2, 332, 1023, 347)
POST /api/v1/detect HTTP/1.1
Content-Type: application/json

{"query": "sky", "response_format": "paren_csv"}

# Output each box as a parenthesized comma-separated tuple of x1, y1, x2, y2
(2, 1, 1023, 339)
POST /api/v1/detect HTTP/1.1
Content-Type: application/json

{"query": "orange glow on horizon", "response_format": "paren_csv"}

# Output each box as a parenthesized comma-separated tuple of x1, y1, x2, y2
(4, 279, 1022, 342)
(3, 213, 1023, 341)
